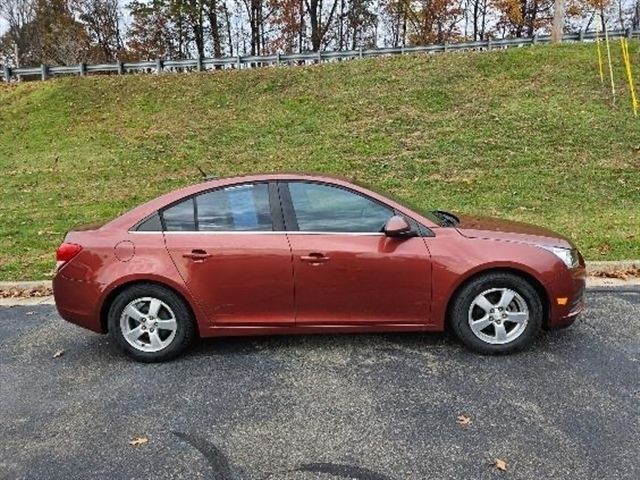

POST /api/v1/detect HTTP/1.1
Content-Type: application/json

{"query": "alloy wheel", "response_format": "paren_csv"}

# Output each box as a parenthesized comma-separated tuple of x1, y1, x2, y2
(120, 297, 178, 353)
(467, 288, 529, 345)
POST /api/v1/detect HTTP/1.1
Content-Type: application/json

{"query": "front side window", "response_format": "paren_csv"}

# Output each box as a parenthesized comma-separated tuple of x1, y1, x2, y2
(288, 182, 393, 233)
(161, 183, 272, 232)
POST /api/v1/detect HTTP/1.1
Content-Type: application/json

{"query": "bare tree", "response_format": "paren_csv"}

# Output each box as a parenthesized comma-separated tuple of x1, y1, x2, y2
(306, 0, 339, 51)
(0, 0, 36, 64)
(241, 0, 265, 54)
(344, 0, 378, 49)
(466, 0, 488, 40)
(205, 0, 222, 56)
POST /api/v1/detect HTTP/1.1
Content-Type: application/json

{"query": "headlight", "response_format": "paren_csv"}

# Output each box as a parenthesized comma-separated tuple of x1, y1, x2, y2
(539, 246, 579, 269)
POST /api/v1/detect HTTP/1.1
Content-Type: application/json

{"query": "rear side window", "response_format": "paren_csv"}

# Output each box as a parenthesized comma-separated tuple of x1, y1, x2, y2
(163, 198, 196, 231)
(197, 183, 272, 231)
(160, 183, 272, 232)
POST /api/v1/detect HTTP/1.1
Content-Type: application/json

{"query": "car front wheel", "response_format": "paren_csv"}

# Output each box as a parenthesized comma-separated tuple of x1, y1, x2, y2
(450, 272, 543, 354)
(108, 283, 195, 362)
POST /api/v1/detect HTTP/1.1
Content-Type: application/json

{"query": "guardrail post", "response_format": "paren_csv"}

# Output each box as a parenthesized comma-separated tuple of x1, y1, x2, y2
(578, 30, 584, 42)
(41, 64, 48, 81)
(627, 27, 633, 39)
(317, 51, 322, 63)
(3, 65, 10, 82)
(359, 47, 363, 58)
(487, 38, 492, 51)
(236, 55, 241, 69)
(532, 34, 538, 45)
(156, 58, 163, 74)
(79, 62, 87, 76)
(197, 56, 203, 72)
(117, 60, 124, 75)
(276, 52, 280, 67)
(443, 42, 448, 53)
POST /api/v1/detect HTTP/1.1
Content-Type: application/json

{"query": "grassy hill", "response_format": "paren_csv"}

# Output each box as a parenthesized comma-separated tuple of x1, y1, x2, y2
(1, 42, 639, 280)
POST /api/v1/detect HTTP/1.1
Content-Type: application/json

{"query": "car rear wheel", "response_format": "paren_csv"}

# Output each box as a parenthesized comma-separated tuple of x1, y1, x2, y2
(450, 272, 543, 354)
(108, 283, 195, 362)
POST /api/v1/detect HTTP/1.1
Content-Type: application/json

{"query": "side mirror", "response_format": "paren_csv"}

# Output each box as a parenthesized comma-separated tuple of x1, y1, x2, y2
(384, 215, 413, 237)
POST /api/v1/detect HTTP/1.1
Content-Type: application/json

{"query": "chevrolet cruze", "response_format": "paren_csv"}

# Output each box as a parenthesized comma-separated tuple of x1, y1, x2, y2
(53, 174, 585, 361)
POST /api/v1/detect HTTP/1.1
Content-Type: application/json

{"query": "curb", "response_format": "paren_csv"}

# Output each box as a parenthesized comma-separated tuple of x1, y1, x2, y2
(585, 260, 640, 274)
(0, 280, 52, 289)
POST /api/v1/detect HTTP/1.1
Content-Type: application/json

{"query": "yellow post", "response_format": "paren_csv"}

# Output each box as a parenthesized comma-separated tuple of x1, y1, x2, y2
(603, 19, 616, 103)
(596, 26, 604, 83)
(620, 38, 638, 116)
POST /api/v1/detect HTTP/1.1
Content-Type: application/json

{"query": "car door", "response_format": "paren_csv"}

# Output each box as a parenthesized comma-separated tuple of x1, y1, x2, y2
(281, 181, 432, 325)
(163, 182, 295, 326)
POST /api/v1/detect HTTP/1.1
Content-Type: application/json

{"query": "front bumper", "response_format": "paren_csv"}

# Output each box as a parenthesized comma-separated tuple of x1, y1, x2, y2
(546, 265, 586, 329)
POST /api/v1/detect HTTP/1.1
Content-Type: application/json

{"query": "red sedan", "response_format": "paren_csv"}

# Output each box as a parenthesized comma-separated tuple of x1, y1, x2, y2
(53, 174, 585, 362)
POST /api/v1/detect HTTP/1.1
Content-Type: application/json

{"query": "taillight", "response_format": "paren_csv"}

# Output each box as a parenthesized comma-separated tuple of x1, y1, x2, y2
(56, 243, 82, 270)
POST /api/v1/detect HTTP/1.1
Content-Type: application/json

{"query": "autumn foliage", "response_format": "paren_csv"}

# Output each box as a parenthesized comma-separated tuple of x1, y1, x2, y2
(0, 0, 638, 65)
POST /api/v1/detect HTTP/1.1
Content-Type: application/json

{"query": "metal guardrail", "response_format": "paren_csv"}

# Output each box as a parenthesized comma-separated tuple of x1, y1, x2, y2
(2, 28, 638, 82)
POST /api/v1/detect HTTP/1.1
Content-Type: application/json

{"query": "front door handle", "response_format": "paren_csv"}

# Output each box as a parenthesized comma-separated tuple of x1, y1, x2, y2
(182, 249, 212, 261)
(300, 252, 330, 264)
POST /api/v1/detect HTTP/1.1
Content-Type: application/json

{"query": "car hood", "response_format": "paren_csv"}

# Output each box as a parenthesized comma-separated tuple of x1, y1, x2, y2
(453, 214, 574, 249)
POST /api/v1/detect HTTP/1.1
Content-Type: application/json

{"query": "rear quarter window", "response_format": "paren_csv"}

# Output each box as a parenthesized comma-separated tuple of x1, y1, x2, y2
(135, 212, 162, 232)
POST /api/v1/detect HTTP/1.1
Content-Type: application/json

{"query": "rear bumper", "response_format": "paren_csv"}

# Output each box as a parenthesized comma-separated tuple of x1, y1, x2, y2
(53, 272, 103, 333)
(546, 265, 586, 329)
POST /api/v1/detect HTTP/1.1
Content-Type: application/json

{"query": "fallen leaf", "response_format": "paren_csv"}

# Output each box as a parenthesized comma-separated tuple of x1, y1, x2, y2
(456, 414, 472, 427)
(597, 243, 610, 255)
(25, 311, 35, 316)
(494, 458, 508, 471)
(591, 267, 640, 280)
(0, 287, 53, 299)
(52, 349, 64, 359)
(129, 436, 149, 447)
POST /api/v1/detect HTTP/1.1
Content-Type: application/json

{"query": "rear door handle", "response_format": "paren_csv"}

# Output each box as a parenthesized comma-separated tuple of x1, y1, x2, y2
(182, 249, 212, 261)
(300, 252, 330, 263)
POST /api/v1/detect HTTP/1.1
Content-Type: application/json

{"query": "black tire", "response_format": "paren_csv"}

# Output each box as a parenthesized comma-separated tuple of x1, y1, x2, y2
(449, 272, 543, 354)
(108, 283, 196, 362)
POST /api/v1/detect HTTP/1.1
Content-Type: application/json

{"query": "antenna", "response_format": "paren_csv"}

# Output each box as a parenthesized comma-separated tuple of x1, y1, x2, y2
(196, 165, 218, 181)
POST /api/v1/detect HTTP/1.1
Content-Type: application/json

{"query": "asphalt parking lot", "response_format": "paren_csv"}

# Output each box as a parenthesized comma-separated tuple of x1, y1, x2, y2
(1, 287, 638, 480)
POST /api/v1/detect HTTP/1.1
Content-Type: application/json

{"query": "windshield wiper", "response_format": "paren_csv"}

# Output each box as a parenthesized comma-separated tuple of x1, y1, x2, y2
(432, 210, 460, 227)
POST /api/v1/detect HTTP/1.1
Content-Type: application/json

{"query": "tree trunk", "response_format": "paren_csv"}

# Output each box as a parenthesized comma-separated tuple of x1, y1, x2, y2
(224, 2, 233, 56)
(481, 0, 487, 40)
(194, 23, 205, 58)
(298, 0, 305, 53)
(308, 0, 321, 51)
(338, 0, 344, 50)
(551, 0, 565, 43)
(208, 0, 222, 57)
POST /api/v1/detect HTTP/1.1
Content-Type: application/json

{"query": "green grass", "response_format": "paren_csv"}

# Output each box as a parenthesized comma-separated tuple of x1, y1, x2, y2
(1, 42, 639, 280)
